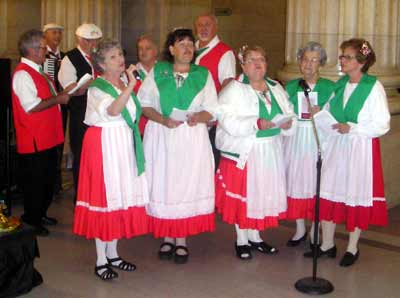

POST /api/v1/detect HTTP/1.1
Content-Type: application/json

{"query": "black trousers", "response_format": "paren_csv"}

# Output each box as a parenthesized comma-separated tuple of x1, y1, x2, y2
(55, 104, 68, 191)
(18, 147, 58, 226)
(69, 104, 88, 199)
(208, 126, 220, 170)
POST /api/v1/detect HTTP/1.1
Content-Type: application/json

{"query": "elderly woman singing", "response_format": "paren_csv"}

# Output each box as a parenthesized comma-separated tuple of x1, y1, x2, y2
(73, 40, 149, 280)
(284, 42, 335, 248)
(215, 46, 296, 260)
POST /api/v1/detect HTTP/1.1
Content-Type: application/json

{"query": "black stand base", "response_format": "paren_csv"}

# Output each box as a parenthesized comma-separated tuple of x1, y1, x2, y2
(295, 277, 334, 295)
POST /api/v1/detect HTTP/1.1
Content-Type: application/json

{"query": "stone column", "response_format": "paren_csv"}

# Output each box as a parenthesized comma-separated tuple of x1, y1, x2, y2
(278, 0, 400, 208)
(41, 0, 121, 52)
(278, 0, 400, 98)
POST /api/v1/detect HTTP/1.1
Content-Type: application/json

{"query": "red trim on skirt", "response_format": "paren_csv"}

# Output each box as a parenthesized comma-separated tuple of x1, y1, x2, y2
(319, 199, 387, 231)
(148, 213, 215, 238)
(287, 197, 315, 220)
(74, 206, 149, 241)
(216, 157, 286, 230)
(73, 126, 149, 241)
(319, 138, 387, 231)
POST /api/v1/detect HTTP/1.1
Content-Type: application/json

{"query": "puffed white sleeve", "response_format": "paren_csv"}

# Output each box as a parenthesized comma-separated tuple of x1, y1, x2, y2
(199, 72, 219, 120)
(347, 80, 390, 138)
(217, 81, 258, 137)
(137, 70, 159, 109)
(84, 87, 120, 125)
(274, 83, 297, 136)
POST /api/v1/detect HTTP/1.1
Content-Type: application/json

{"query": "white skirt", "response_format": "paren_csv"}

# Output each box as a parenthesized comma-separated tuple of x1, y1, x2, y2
(283, 121, 318, 200)
(143, 121, 215, 219)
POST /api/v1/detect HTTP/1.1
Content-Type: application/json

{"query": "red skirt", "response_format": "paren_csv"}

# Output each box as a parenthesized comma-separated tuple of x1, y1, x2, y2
(319, 138, 388, 231)
(148, 213, 215, 238)
(286, 197, 315, 220)
(73, 127, 149, 241)
(215, 157, 286, 230)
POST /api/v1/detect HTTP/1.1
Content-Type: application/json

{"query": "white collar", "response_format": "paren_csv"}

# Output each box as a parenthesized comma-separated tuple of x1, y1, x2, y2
(77, 45, 92, 64)
(195, 35, 220, 50)
(46, 45, 60, 56)
(21, 57, 41, 72)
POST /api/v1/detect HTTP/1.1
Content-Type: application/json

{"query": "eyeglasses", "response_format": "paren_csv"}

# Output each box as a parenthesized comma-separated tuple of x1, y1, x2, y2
(301, 57, 320, 64)
(339, 55, 357, 61)
(243, 57, 266, 64)
(36, 46, 47, 51)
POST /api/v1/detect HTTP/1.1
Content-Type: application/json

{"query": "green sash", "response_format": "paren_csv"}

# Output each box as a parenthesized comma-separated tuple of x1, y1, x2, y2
(138, 69, 146, 81)
(285, 78, 335, 116)
(257, 91, 282, 138)
(90, 77, 145, 175)
(153, 61, 208, 117)
(329, 74, 376, 123)
(38, 67, 57, 96)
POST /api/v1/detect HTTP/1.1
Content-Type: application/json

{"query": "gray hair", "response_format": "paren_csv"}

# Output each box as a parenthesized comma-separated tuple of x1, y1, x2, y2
(91, 39, 122, 74)
(195, 13, 218, 25)
(18, 29, 43, 57)
(296, 41, 327, 66)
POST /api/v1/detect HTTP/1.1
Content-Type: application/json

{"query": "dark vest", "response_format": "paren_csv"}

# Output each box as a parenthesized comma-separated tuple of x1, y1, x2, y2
(66, 48, 92, 112)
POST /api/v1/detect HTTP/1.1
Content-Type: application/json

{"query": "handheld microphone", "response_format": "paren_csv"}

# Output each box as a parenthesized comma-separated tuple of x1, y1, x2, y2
(132, 70, 141, 81)
(299, 79, 311, 96)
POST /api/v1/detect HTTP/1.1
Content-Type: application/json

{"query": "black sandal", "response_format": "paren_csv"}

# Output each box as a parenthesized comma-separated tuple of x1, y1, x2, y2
(107, 257, 136, 271)
(248, 240, 278, 254)
(174, 245, 189, 264)
(94, 264, 118, 280)
(158, 242, 175, 260)
(235, 243, 252, 260)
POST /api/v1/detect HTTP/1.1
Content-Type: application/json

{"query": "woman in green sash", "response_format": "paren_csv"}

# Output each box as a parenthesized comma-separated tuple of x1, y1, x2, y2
(306, 39, 390, 267)
(215, 46, 296, 260)
(283, 42, 335, 248)
(73, 40, 149, 280)
(138, 29, 218, 264)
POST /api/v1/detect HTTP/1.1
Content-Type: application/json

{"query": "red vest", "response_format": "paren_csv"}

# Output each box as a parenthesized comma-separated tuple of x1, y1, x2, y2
(12, 62, 64, 153)
(197, 41, 232, 93)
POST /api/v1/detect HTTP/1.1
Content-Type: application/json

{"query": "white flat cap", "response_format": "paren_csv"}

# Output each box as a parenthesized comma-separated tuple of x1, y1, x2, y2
(75, 23, 103, 39)
(43, 23, 64, 32)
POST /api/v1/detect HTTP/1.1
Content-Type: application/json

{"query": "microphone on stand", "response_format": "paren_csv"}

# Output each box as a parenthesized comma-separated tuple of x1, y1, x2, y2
(299, 79, 312, 96)
(294, 78, 334, 295)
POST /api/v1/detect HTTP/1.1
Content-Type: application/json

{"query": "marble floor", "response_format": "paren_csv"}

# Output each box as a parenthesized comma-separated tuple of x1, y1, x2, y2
(9, 172, 400, 298)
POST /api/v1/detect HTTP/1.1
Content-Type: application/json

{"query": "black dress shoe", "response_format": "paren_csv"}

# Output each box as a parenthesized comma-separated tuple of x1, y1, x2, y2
(42, 216, 58, 226)
(286, 233, 307, 247)
(304, 245, 337, 258)
(249, 240, 278, 254)
(35, 225, 50, 237)
(158, 242, 175, 260)
(235, 243, 252, 260)
(174, 246, 189, 264)
(339, 250, 359, 267)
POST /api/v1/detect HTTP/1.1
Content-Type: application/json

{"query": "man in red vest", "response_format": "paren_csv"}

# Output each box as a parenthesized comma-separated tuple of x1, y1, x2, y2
(194, 13, 236, 167)
(12, 29, 73, 236)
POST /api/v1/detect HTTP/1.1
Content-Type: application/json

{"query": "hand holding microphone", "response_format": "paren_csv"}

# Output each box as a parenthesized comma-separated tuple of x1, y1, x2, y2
(125, 64, 140, 86)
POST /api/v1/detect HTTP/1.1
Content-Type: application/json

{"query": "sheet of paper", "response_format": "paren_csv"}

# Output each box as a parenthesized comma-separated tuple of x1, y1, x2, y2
(271, 113, 296, 127)
(313, 110, 340, 136)
(297, 91, 318, 120)
(68, 73, 92, 95)
(170, 108, 190, 122)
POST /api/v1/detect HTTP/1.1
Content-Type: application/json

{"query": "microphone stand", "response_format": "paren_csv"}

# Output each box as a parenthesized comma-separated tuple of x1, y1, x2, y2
(294, 82, 334, 295)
